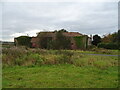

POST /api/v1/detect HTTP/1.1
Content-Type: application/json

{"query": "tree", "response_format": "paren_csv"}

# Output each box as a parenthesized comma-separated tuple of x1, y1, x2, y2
(118, 30, 120, 42)
(102, 34, 113, 43)
(101, 31, 119, 43)
(112, 32, 118, 43)
(52, 31, 71, 49)
(58, 29, 68, 33)
(98, 31, 119, 50)
(53, 29, 68, 33)
(102, 32, 118, 43)
(118, 30, 120, 49)
(37, 33, 52, 49)
(92, 35, 101, 46)
(36, 29, 70, 49)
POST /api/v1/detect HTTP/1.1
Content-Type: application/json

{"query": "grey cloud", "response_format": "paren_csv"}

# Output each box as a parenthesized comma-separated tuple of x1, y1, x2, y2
(118, 1, 120, 29)
(2, 2, 118, 41)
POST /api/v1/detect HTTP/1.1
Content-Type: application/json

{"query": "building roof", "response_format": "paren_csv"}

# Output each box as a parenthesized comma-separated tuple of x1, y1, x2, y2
(37, 32, 82, 37)
(31, 32, 83, 43)
(63, 32, 82, 37)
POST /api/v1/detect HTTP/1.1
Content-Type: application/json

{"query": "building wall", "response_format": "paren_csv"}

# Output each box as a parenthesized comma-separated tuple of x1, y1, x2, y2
(30, 36, 90, 49)
(73, 35, 88, 49)
(14, 32, 91, 49)
(70, 38, 77, 49)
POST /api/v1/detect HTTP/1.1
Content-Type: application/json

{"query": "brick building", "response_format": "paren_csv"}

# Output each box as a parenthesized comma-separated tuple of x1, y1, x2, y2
(31, 32, 91, 49)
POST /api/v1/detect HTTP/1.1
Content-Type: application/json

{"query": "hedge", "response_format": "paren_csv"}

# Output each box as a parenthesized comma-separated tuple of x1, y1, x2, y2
(98, 43, 118, 50)
(15, 36, 32, 47)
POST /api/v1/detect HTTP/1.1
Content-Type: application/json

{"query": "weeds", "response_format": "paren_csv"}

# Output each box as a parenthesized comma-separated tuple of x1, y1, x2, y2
(2, 47, 118, 88)
(2, 47, 118, 69)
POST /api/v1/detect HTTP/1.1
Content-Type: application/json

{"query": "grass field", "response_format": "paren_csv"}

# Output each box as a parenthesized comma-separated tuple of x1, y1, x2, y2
(3, 65, 118, 88)
(2, 47, 119, 88)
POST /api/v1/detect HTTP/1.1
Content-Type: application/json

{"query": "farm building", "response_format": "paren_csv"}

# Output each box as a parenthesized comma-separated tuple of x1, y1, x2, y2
(14, 31, 92, 50)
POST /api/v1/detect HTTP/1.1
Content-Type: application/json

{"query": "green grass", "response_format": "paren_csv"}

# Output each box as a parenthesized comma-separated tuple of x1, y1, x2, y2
(2, 64, 118, 88)
(2, 48, 118, 88)
(74, 49, 118, 55)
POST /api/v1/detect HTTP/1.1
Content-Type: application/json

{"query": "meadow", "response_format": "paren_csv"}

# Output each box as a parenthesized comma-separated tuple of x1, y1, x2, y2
(2, 47, 118, 88)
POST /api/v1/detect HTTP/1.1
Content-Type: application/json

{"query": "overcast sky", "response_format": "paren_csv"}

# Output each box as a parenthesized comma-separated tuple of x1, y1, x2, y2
(0, 0, 119, 41)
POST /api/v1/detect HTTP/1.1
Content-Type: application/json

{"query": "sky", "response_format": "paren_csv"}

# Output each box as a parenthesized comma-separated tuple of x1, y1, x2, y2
(0, 0, 119, 41)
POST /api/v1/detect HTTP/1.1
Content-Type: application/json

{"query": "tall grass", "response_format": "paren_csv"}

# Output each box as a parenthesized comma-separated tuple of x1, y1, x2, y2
(2, 47, 118, 69)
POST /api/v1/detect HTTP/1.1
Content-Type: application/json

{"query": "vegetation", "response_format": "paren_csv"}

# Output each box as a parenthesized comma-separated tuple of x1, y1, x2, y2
(57, 29, 68, 33)
(2, 47, 118, 67)
(118, 30, 120, 49)
(101, 32, 118, 43)
(14, 30, 119, 50)
(2, 47, 118, 88)
(98, 30, 119, 50)
(3, 65, 118, 88)
(15, 36, 31, 47)
(74, 36, 87, 49)
(92, 35, 101, 46)
(2, 30, 119, 88)
(98, 43, 118, 50)
(14, 29, 88, 50)
(2, 42, 14, 48)
(37, 33, 52, 49)
(52, 31, 71, 49)
(37, 29, 71, 49)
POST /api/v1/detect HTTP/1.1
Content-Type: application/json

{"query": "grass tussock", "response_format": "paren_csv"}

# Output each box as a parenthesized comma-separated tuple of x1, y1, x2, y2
(2, 47, 118, 69)
(91, 47, 118, 55)
(2, 47, 118, 88)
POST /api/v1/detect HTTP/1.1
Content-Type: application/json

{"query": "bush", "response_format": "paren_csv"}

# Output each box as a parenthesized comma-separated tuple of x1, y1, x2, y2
(51, 32, 71, 50)
(98, 43, 118, 50)
(14, 54, 43, 66)
(15, 36, 32, 47)
(40, 54, 58, 65)
(2, 48, 118, 69)
(37, 31, 71, 49)
(87, 45, 97, 50)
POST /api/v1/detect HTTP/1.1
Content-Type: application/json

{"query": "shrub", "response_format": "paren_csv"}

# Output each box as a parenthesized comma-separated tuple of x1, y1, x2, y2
(91, 48, 112, 54)
(57, 54, 70, 64)
(15, 36, 32, 47)
(98, 43, 118, 50)
(15, 54, 43, 66)
(51, 32, 71, 49)
(40, 54, 58, 65)
(40, 54, 71, 65)
(37, 31, 71, 49)
(2, 48, 118, 69)
(92, 35, 101, 46)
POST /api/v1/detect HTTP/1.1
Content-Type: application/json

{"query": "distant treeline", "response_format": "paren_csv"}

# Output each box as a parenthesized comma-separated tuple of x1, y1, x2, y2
(92, 30, 119, 50)
(1, 41, 14, 45)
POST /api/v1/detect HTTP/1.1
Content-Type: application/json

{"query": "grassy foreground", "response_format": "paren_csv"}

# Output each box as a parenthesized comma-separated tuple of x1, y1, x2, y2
(3, 65, 118, 88)
(2, 47, 118, 88)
